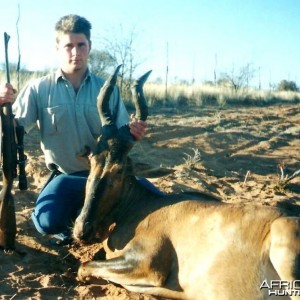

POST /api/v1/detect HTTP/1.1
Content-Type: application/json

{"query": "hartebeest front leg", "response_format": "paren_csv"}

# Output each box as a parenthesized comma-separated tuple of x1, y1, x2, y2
(78, 255, 185, 299)
(78, 254, 167, 287)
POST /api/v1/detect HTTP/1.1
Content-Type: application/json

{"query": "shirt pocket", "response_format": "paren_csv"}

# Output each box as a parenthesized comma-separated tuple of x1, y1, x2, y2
(41, 105, 70, 136)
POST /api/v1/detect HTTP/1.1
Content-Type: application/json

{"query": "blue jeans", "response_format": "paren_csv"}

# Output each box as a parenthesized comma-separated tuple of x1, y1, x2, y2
(31, 171, 88, 235)
(31, 171, 164, 235)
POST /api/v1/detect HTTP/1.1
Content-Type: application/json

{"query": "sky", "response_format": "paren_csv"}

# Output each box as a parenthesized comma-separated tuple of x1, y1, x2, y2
(0, 0, 299, 89)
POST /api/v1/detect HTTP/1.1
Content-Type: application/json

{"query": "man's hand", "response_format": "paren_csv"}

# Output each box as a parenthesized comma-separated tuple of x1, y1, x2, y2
(129, 115, 148, 141)
(0, 83, 17, 105)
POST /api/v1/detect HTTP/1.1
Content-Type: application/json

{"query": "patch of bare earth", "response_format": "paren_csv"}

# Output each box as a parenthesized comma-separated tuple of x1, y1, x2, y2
(1, 104, 300, 299)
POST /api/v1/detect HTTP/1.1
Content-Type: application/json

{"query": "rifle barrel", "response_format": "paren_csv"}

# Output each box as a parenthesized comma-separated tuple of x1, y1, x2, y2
(4, 32, 10, 84)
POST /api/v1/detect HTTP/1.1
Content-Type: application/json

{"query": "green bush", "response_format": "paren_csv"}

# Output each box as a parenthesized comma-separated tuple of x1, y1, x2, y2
(277, 80, 298, 92)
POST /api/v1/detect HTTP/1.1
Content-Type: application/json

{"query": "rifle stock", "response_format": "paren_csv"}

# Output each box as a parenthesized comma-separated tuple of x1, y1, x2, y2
(0, 103, 17, 249)
(0, 32, 17, 249)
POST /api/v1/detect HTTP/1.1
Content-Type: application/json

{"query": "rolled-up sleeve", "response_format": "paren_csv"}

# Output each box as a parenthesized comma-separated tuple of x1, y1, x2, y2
(13, 82, 38, 133)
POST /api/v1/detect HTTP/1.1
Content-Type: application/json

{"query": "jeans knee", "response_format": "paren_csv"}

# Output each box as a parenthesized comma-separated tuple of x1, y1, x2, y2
(32, 172, 87, 235)
(31, 208, 66, 235)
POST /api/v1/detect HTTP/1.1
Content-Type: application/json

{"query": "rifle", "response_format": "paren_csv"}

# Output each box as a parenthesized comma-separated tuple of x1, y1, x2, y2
(0, 32, 27, 250)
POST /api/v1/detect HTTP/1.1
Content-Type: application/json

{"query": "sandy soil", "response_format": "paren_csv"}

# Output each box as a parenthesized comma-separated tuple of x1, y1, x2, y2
(1, 103, 300, 299)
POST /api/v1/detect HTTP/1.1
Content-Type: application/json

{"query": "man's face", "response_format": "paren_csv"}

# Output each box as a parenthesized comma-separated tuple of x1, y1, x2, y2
(56, 33, 91, 74)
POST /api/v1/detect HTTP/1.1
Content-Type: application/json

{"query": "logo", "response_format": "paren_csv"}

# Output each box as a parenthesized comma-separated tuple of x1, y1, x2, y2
(260, 280, 300, 296)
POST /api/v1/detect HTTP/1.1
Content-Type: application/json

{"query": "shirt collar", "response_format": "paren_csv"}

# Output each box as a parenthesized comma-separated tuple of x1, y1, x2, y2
(55, 68, 92, 83)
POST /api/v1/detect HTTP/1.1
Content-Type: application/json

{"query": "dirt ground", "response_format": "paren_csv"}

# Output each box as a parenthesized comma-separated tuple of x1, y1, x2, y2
(1, 103, 300, 299)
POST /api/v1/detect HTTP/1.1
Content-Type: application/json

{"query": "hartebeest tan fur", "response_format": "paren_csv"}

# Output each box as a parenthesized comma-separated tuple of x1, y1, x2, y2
(73, 65, 300, 300)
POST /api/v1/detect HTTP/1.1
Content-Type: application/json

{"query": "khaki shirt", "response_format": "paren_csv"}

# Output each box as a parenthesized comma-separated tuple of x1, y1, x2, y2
(13, 69, 129, 174)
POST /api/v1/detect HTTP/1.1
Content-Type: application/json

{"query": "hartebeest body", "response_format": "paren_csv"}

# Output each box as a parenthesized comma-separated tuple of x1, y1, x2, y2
(73, 66, 300, 300)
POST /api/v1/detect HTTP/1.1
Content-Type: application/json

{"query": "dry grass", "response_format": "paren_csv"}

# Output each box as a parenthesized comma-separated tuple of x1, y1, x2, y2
(144, 82, 300, 108)
(1, 70, 300, 108)
(0, 70, 47, 90)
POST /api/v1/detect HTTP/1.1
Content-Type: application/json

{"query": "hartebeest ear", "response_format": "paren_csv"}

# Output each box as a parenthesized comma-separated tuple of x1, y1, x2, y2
(76, 146, 92, 167)
(132, 161, 174, 178)
(78, 145, 92, 157)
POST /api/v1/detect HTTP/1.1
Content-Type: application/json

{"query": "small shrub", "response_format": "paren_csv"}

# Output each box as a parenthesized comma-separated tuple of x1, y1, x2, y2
(183, 148, 201, 169)
(277, 80, 298, 92)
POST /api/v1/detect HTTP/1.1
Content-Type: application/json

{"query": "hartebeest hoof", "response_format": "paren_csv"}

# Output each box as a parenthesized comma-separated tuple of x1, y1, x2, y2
(78, 262, 108, 285)
(77, 262, 90, 282)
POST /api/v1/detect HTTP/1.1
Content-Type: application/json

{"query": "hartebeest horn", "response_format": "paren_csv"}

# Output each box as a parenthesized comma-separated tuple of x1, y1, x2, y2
(97, 65, 151, 146)
(97, 64, 123, 127)
(131, 70, 152, 122)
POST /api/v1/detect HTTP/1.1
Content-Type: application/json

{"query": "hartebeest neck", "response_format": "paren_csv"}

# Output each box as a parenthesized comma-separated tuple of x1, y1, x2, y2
(109, 176, 163, 224)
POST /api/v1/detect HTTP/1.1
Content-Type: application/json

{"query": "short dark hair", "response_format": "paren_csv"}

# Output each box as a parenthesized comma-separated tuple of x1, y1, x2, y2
(55, 14, 92, 43)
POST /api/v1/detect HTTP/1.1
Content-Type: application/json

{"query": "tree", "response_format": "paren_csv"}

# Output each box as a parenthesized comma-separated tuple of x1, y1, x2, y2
(219, 63, 256, 92)
(277, 80, 298, 92)
(88, 50, 116, 79)
(102, 25, 142, 100)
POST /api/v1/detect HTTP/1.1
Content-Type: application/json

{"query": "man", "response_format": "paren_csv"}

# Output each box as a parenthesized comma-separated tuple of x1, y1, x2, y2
(0, 15, 148, 244)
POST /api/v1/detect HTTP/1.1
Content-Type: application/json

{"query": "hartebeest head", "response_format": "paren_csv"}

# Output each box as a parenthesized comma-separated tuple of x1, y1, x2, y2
(73, 65, 151, 242)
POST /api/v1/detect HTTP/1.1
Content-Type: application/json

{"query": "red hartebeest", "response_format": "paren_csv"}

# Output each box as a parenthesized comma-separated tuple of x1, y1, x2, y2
(73, 66, 300, 300)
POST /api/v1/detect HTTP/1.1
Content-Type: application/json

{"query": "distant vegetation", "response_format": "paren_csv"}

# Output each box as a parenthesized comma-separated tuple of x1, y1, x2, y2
(277, 80, 299, 92)
(0, 68, 299, 110)
(0, 64, 47, 91)
(144, 82, 300, 109)
(1, 24, 299, 109)
(1, 25, 299, 109)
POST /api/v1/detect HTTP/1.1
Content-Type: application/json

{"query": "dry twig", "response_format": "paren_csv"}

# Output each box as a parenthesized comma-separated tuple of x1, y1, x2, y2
(275, 163, 300, 191)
